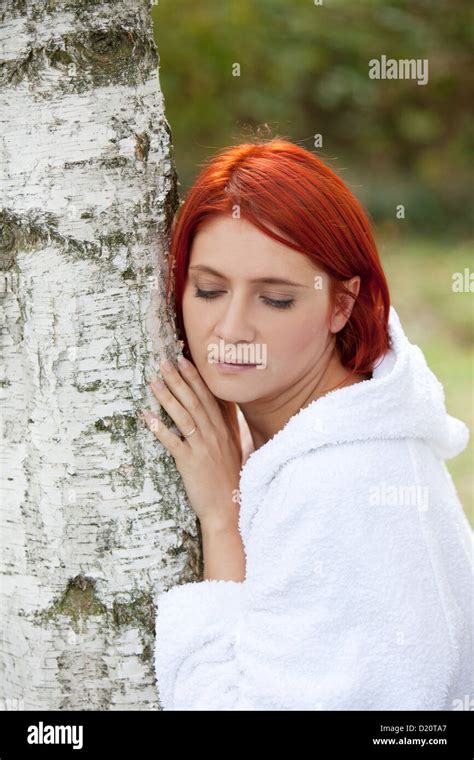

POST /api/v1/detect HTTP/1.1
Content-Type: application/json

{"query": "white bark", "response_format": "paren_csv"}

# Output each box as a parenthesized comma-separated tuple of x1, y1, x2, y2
(0, 0, 198, 710)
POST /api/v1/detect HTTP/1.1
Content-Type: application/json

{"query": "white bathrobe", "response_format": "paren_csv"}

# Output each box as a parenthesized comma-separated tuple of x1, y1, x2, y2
(153, 305, 473, 711)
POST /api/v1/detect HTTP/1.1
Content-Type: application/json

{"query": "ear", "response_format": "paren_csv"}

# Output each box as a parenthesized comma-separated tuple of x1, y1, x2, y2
(329, 276, 361, 334)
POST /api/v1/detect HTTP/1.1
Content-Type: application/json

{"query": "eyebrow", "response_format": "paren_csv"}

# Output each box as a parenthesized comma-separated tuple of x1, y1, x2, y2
(188, 264, 308, 288)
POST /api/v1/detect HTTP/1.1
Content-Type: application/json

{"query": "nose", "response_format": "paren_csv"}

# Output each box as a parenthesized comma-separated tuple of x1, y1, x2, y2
(214, 290, 255, 345)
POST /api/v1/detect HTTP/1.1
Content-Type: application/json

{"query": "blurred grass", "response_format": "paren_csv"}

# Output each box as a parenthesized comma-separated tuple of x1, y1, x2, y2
(379, 235, 473, 528)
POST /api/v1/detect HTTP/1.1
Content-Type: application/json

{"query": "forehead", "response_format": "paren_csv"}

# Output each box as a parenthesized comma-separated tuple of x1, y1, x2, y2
(189, 215, 323, 283)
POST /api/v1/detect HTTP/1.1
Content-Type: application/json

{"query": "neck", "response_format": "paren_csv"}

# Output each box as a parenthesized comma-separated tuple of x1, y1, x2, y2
(238, 348, 371, 452)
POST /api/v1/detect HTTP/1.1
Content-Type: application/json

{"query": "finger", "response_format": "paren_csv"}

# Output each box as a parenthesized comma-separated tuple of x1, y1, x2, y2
(149, 372, 204, 441)
(156, 361, 215, 438)
(175, 357, 224, 419)
(177, 360, 241, 445)
(141, 409, 185, 458)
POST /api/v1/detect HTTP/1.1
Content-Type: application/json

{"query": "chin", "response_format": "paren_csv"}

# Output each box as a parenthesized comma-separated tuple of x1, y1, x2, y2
(199, 375, 259, 403)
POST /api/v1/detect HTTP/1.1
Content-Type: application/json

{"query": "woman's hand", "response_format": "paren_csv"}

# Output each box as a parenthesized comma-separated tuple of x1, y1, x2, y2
(140, 356, 243, 532)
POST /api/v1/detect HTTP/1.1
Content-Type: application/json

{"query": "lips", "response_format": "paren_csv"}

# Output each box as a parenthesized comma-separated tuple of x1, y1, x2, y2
(218, 361, 257, 366)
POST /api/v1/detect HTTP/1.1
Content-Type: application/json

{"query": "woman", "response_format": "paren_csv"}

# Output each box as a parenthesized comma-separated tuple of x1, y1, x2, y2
(141, 138, 473, 711)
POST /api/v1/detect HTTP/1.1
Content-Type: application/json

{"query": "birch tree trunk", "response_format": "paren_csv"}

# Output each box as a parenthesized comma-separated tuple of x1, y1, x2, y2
(0, 0, 199, 710)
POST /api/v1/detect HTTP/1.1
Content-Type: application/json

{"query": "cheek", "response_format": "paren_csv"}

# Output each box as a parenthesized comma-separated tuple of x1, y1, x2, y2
(182, 293, 212, 366)
(182, 291, 202, 341)
(295, 320, 326, 355)
(267, 311, 327, 364)
(181, 292, 192, 336)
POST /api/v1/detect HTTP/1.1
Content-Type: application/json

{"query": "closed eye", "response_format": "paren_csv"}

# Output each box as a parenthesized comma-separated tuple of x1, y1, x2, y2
(193, 288, 295, 310)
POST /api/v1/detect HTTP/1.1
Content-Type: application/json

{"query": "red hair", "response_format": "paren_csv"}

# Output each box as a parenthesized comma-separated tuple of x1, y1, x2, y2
(165, 137, 391, 375)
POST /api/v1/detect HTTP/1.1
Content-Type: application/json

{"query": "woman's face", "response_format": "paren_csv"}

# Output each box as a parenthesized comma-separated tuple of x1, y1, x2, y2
(181, 214, 348, 404)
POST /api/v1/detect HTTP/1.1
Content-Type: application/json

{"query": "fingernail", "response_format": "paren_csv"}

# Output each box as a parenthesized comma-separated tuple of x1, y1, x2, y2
(161, 359, 173, 372)
(151, 378, 165, 390)
(178, 356, 190, 368)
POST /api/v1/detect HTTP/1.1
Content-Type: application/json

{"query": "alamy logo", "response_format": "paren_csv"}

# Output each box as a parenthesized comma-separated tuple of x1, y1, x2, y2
(369, 55, 429, 85)
(451, 695, 474, 710)
(207, 340, 267, 369)
(27, 721, 83, 750)
(368, 482, 429, 511)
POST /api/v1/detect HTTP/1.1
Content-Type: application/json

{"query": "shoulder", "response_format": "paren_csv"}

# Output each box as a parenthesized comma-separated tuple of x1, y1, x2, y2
(257, 438, 427, 544)
(241, 437, 429, 548)
(275, 437, 416, 497)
